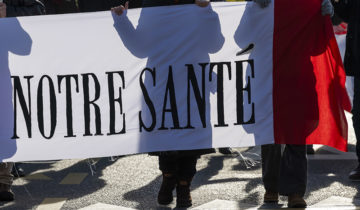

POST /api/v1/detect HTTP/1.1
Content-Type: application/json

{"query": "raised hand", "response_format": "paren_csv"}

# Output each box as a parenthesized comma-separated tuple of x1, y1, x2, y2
(111, 1, 129, 16)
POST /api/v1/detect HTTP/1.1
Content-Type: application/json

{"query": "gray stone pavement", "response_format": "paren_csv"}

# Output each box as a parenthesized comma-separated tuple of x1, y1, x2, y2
(1, 113, 360, 209)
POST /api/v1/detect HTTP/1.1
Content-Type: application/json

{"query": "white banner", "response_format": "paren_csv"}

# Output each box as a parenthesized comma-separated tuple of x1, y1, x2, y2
(0, 2, 274, 161)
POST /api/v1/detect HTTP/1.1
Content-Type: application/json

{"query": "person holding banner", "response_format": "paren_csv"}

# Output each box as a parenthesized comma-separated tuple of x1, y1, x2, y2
(111, 0, 222, 208)
(259, 0, 334, 208)
(332, 0, 360, 181)
(0, 0, 45, 202)
(0, 1, 15, 202)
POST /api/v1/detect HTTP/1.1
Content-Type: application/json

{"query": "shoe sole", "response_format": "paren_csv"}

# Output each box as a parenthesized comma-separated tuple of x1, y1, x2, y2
(176, 204, 192, 208)
(158, 200, 173, 205)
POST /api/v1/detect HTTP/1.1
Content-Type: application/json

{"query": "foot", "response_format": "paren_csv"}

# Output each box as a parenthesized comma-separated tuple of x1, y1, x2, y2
(288, 194, 307, 208)
(158, 173, 176, 205)
(176, 181, 192, 208)
(349, 165, 360, 181)
(264, 191, 279, 203)
(0, 184, 14, 202)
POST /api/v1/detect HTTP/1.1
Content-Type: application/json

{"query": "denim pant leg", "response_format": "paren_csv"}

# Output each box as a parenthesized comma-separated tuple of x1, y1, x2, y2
(352, 77, 360, 163)
(0, 162, 14, 186)
(261, 144, 281, 193)
(278, 145, 307, 197)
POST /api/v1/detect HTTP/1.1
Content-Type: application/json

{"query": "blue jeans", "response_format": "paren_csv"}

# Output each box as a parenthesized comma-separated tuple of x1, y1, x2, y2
(261, 144, 307, 197)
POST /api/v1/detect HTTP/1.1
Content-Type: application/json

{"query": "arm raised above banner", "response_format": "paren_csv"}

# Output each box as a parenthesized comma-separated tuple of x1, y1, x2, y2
(111, 2, 149, 58)
(111, 1, 128, 16)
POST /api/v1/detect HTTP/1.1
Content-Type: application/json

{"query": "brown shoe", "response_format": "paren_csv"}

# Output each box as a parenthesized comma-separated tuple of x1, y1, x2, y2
(176, 180, 192, 208)
(288, 194, 307, 208)
(0, 183, 14, 202)
(157, 173, 176, 205)
(264, 191, 279, 203)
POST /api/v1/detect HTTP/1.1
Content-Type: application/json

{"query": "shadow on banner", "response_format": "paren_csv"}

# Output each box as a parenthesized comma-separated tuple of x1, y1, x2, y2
(0, 18, 32, 161)
(233, 2, 278, 145)
(112, 5, 225, 153)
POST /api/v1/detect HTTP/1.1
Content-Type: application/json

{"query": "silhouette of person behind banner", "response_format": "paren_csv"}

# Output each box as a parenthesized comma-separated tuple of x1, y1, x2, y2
(0, 18, 32, 161)
(112, 3, 224, 207)
(233, 1, 332, 207)
(111, 4, 224, 154)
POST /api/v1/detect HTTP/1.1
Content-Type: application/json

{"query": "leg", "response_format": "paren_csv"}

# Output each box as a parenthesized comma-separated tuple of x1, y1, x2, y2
(159, 155, 178, 175)
(0, 162, 13, 186)
(0, 162, 14, 201)
(261, 144, 281, 193)
(176, 155, 198, 208)
(278, 144, 307, 207)
(157, 155, 178, 205)
(278, 144, 307, 196)
(350, 77, 360, 177)
(177, 155, 198, 181)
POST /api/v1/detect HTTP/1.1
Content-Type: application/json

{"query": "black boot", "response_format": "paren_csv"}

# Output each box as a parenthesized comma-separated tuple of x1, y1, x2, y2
(0, 183, 14, 202)
(158, 173, 176, 205)
(176, 180, 192, 208)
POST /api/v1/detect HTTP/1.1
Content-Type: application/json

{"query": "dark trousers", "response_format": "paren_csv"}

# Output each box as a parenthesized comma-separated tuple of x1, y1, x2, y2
(261, 144, 307, 197)
(43, 0, 78, 14)
(159, 155, 198, 181)
(352, 77, 360, 163)
(142, 0, 194, 7)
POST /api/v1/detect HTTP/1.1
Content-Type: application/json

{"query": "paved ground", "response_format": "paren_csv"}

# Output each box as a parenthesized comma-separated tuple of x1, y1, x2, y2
(1, 113, 360, 210)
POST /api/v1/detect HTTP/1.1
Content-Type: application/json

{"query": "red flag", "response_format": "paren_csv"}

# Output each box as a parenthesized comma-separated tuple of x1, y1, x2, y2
(273, 0, 351, 151)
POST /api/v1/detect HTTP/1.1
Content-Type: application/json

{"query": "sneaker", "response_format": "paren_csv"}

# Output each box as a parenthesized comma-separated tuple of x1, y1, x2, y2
(288, 194, 307, 208)
(0, 184, 14, 202)
(158, 173, 176, 205)
(264, 191, 279, 203)
(176, 180, 192, 208)
(349, 165, 360, 181)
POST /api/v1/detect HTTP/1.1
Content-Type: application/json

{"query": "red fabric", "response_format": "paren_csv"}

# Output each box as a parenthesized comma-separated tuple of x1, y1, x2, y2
(273, 0, 351, 151)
